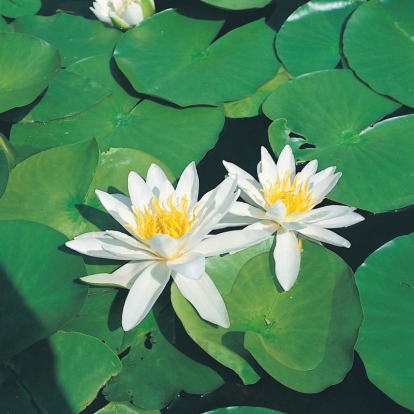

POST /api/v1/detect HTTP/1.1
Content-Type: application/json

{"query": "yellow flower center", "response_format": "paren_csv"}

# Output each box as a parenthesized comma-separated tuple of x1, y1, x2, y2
(127, 195, 194, 240)
(263, 171, 314, 216)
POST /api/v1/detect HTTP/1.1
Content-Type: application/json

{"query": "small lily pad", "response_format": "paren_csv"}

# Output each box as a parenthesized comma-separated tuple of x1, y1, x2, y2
(201, 0, 273, 10)
(0, 0, 41, 18)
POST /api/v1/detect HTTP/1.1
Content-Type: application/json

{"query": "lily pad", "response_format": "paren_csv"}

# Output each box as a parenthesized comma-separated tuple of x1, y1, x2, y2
(355, 233, 414, 412)
(97, 402, 160, 413)
(104, 304, 226, 410)
(0, 141, 175, 240)
(0, 150, 7, 198)
(0, 32, 61, 113)
(0, 15, 9, 31)
(0, 0, 41, 18)
(343, 0, 414, 107)
(13, 13, 122, 67)
(201, 0, 273, 10)
(114, 9, 279, 106)
(172, 239, 362, 392)
(9, 331, 121, 414)
(21, 69, 113, 123)
(263, 69, 413, 213)
(276, 0, 362, 76)
(0, 220, 88, 362)
(203, 408, 285, 414)
(224, 66, 289, 119)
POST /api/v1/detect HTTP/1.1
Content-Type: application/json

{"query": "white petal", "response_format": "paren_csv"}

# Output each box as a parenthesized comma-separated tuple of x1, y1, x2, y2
(146, 164, 170, 198)
(228, 201, 266, 219)
(265, 200, 286, 223)
(274, 228, 301, 291)
(175, 162, 199, 211)
(215, 214, 260, 229)
(66, 232, 144, 260)
(310, 172, 341, 205)
(172, 272, 229, 328)
(128, 171, 153, 210)
(122, 262, 171, 331)
(102, 243, 160, 260)
(276, 145, 296, 183)
(316, 212, 364, 228)
(122, 2, 144, 26)
(104, 230, 152, 252)
(193, 229, 270, 257)
(245, 220, 280, 233)
(167, 251, 205, 280)
(310, 166, 336, 186)
(90, 5, 111, 23)
(80, 261, 152, 289)
(159, 179, 175, 204)
(95, 190, 137, 231)
(298, 224, 351, 247)
(260, 147, 278, 184)
(296, 160, 318, 187)
(148, 234, 179, 259)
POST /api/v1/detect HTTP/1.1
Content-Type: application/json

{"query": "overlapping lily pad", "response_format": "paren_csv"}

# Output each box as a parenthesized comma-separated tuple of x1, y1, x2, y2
(0, 32, 61, 113)
(343, 0, 414, 107)
(0, 220, 88, 362)
(97, 402, 160, 413)
(201, 0, 273, 10)
(0, 141, 175, 240)
(0, 0, 41, 17)
(172, 239, 362, 391)
(21, 69, 112, 123)
(0, 15, 9, 31)
(114, 8, 279, 106)
(276, 0, 362, 76)
(8, 331, 121, 413)
(355, 233, 414, 412)
(13, 13, 122, 66)
(0, 150, 7, 198)
(204, 408, 285, 414)
(104, 304, 226, 410)
(263, 69, 414, 213)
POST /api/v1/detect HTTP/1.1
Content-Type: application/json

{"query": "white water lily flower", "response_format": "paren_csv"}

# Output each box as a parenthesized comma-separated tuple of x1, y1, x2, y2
(222, 146, 364, 291)
(90, 0, 155, 29)
(66, 162, 268, 331)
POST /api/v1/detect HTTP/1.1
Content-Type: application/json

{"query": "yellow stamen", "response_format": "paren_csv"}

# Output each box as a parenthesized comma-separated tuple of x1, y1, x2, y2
(126, 195, 194, 240)
(263, 171, 314, 216)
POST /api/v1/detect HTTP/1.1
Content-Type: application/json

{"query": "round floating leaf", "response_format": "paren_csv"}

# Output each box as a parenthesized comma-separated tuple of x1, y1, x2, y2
(13, 13, 122, 66)
(104, 305, 225, 410)
(115, 9, 279, 106)
(343, 0, 414, 107)
(0, 0, 41, 17)
(62, 288, 125, 354)
(276, 0, 362, 77)
(11, 96, 224, 177)
(203, 408, 285, 414)
(21, 69, 112, 123)
(0, 15, 9, 31)
(201, 0, 273, 10)
(172, 240, 362, 392)
(355, 233, 414, 412)
(10, 331, 121, 414)
(224, 66, 289, 119)
(263, 69, 414, 213)
(0, 142, 175, 241)
(0, 150, 7, 198)
(0, 220, 88, 362)
(97, 402, 160, 413)
(0, 32, 61, 113)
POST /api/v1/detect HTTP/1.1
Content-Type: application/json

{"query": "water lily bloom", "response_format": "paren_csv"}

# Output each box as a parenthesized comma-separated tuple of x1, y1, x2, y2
(66, 162, 268, 331)
(90, 0, 155, 29)
(222, 146, 364, 291)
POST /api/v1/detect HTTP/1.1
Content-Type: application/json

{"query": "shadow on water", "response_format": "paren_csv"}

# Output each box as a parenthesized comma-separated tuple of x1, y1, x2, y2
(0, 264, 73, 413)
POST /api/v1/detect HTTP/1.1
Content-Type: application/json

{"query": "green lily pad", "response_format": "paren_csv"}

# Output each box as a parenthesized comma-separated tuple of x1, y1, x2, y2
(343, 0, 414, 107)
(0, 220, 88, 362)
(224, 66, 289, 119)
(0, 132, 17, 171)
(276, 0, 362, 77)
(21, 69, 112, 123)
(203, 408, 285, 414)
(0, 141, 176, 240)
(104, 304, 225, 410)
(9, 331, 121, 414)
(0, 32, 61, 113)
(97, 402, 160, 413)
(0, 150, 7, 198)
(62, 288, 126, 354)
(172, 239, 362, 392)
(0, 15, 9, 31)
(114, 9, 279, 106)
(201, 0, 273, 10)
(0, 0, 41, 18)
(13, 13, 122, 67)
(263, 69, 413, 213)
(355, 233, 414, 412)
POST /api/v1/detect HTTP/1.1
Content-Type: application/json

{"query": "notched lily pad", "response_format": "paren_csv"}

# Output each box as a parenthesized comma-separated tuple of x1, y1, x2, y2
(172, 240, 362, 392)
